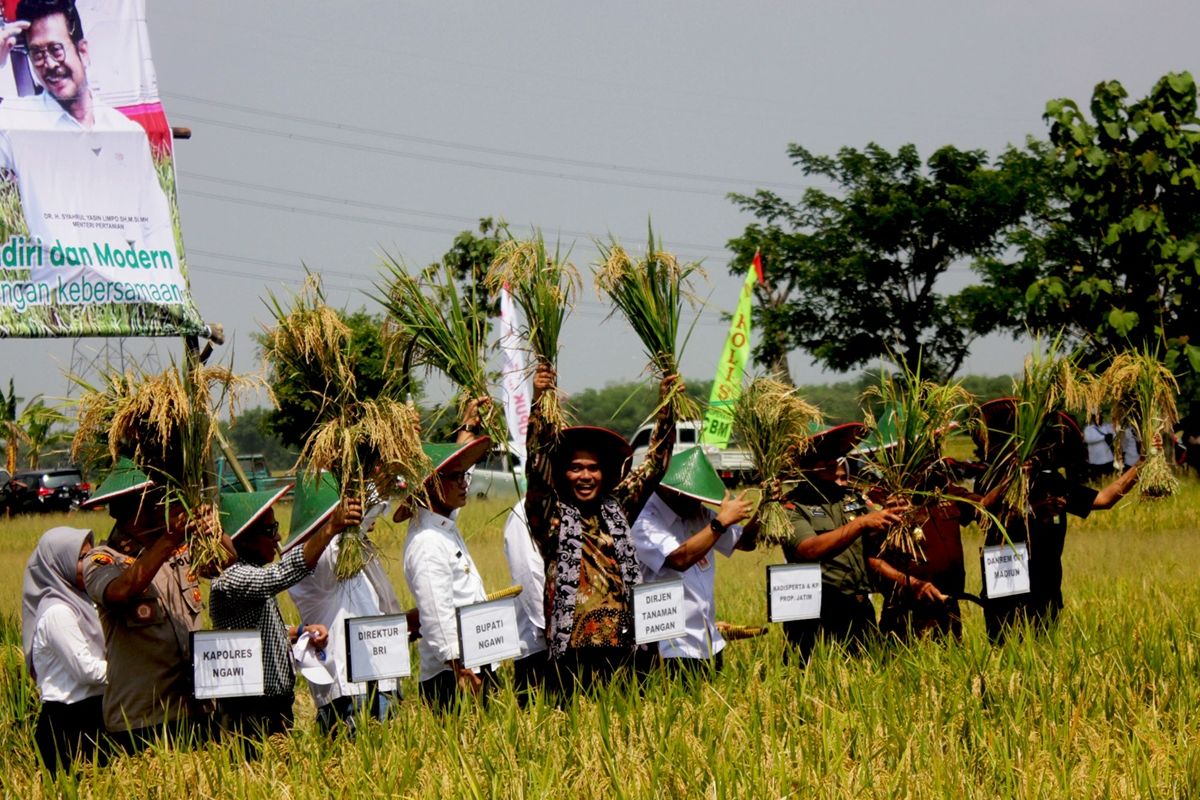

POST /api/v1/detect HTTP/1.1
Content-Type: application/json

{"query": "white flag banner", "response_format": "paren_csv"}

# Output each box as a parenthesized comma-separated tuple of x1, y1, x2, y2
(498, 285, 531, 461)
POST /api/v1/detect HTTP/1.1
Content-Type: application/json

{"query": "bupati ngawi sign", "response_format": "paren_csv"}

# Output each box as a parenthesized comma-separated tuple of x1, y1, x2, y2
(0, 0, 203, 337)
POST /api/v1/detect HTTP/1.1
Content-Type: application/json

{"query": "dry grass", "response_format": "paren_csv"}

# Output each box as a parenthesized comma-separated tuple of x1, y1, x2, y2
(595, 227, 704, 423)
(70, 361, 251, 574)
(732, 377, 823, 545)
(263, 276, 427, 579)
(1099, 348, 1180, 497)
(860, 364, 980, 559)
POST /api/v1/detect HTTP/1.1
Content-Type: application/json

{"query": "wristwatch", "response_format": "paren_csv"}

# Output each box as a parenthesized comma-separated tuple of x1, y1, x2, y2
(710, 518, 728, 535)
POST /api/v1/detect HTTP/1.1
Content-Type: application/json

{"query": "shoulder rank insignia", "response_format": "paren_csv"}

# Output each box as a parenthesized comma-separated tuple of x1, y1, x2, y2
(89, 552, 114, 566)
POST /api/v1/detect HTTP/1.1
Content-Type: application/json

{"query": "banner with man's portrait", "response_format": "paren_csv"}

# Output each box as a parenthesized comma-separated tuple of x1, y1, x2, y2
(0, 0, 204, 338)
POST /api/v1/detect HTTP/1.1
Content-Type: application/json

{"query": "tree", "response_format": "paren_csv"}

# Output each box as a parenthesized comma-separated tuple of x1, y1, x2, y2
(1, 379, 25, 475)
(728, 143, 1039, 382)
(987, 72, 1200, 399)
(431, 216, 507, 323)
(19, 398, 68, 469)
(220, 406, 297, 473)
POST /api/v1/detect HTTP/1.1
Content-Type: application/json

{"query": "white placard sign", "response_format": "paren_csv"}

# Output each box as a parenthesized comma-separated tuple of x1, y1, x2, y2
(982, 543, 1031, 598)
(345, 614, 411, 682)
(767, 564, 823, 622)
(457, 597, 522, 669)
(192, 630, 264, 700)
(632, 579, 686, 644)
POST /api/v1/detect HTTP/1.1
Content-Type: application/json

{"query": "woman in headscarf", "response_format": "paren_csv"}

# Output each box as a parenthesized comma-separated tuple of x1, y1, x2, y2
(525, 364, 679, 692)
(22, 526, 107, 773)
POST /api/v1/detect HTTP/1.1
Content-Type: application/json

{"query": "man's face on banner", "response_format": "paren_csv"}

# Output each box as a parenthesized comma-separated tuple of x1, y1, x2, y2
(26, 14, 89, 107)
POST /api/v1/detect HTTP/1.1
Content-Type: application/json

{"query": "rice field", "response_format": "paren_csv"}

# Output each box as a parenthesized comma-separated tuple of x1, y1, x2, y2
(1, 480, 1198, 798)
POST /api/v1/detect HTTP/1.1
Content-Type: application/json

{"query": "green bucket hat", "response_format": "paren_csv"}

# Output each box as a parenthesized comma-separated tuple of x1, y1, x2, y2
(659, 447, 726, 505)
(79, 457, 153, 509)
(422, 436, 492, 480)
(219, 484, 292, 540)
(282, 471, 340, 553)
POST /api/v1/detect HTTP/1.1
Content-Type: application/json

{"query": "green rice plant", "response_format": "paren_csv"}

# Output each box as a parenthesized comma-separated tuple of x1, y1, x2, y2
(263, 275, 428, 579)
(595, 225, 704, 422)
(985, 334, 1095, 525)
(732, 377, 823, 546)
(860, 359, 981, 559)
(70, 359, 251, 574)
(485, 230, 580, 433)
(376, 256, 502, 443)
(1098, 346, 1180, 497)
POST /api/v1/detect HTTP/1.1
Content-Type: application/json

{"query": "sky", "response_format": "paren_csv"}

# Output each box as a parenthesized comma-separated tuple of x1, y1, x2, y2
(4, 0, 1198, 408)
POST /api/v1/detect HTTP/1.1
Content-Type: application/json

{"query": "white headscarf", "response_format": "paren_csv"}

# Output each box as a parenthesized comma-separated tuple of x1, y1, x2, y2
(21, 527, 104, 679)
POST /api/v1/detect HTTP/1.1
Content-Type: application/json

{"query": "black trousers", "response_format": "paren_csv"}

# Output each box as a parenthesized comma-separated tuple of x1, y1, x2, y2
(784, 595, 877, 664)
(513, 651, 550, 705)
(547, 646, 636, 696)
(219, 694, 295, 738)
(34, 696, 105, 774)
(419, 667, 497, 711)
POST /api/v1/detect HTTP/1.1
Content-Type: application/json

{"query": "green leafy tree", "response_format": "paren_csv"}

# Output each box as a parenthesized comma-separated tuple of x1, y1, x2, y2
(988, 72, 1200, 399)
(728, 143, 1040, 382)
(220, 406, 298, 473)
(18, 398, 69, 469)
(431, 216, 508, 323)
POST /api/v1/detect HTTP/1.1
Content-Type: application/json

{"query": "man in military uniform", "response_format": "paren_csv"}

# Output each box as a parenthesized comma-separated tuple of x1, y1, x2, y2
(781, 424, 905, 662)
(80, 459, 214, 750)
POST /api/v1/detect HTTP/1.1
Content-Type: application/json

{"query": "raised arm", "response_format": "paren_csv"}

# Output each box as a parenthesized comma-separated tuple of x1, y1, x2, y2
(616, 374, 680, 520)
(785, 509, 901, 563)
(524, 365, 560, 555)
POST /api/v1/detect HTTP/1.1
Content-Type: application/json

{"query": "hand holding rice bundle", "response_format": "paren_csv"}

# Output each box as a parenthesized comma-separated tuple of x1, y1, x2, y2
(859, 364, 980, 560)
(71, 360, 250, 575)
(595, 226, 704, 422)
(263, 275, 428, 580)
(1097, 347, 1179, 498)
(732, 377, 823, 546)
(485, 230, 580, 435)
(377, 255, 503, 444)
(982, 336, 1094, 524)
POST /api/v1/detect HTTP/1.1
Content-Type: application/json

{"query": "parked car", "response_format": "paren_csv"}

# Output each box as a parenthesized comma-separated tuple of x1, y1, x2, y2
(629, 419, 756, 486)
(216, 454, 293, 495)
(468, 446, 526, 499)
(4, 467, 91, 513)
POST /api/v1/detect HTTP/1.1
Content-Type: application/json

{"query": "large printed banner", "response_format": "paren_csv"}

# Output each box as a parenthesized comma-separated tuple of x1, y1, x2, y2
(0, 0, 204, 337)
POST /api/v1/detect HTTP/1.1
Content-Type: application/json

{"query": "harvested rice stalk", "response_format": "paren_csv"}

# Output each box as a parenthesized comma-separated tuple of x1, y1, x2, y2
(264, 276, 429, 579)
(486, 231, 580, 433)
(71, 361, 251, 575)
(1099, 347, 1179, 497)
(732, 378, 823, 546)
(860, 362, 980, 560)
(376, 256, 502, 442)
(595, 225, 704, 422)
(986, 335, 1095, 523)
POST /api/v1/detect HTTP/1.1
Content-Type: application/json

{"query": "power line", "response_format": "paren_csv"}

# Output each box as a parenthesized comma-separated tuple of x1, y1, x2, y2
(164, 91, 820, 193)
(178, 171, 731, 255)
(170, 112, 738, 199)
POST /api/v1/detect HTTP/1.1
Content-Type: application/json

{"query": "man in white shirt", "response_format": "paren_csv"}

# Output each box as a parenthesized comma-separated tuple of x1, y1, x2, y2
(286, 472, 404, 736)
(632, 448, 755, 675)
(404, 436, 495, 709)
(502, 498, 547, 698)
(0, 1, 181, 291)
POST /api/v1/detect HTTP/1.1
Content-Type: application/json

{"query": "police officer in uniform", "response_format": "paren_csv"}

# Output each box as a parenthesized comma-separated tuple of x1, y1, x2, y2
(80, 459, 215, 750)
(781, 424, 905, 662)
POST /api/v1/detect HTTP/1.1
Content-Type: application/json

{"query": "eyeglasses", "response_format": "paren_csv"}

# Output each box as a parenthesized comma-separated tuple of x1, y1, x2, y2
(439, 471, 470, 485)
(251, 521, 280, 539)
(28, 42, 68, 66)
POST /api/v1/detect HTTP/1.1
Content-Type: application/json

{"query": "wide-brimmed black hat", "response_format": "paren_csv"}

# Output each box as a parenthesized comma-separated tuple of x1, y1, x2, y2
(552, 426, 634, 489)
(979, 397, 1085, 464)
(794, 422, 867, 466)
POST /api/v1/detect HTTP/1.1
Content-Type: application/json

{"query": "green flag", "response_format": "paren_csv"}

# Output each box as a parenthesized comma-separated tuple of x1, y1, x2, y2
(700, 252, 762, 447)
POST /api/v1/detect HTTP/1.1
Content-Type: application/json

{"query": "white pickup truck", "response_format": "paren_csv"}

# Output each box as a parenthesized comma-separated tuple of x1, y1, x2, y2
(628, 420, 756, 486)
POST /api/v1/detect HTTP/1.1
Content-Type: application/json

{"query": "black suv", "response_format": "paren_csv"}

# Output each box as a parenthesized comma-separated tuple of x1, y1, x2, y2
(4, 468, 91, 514)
